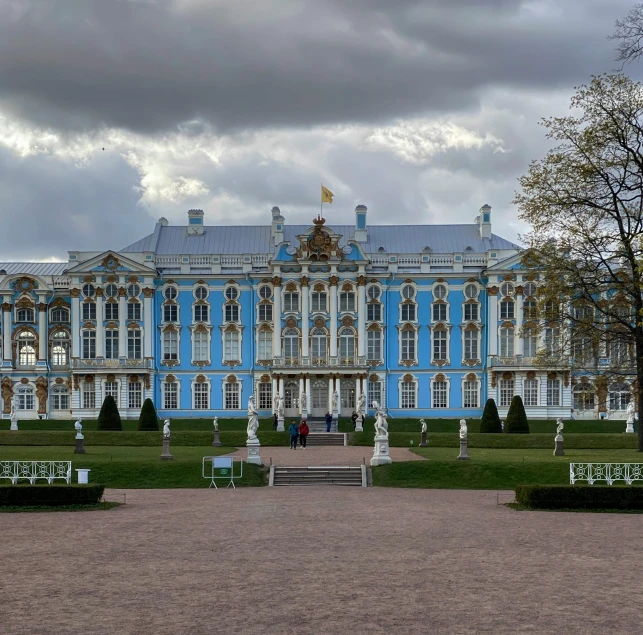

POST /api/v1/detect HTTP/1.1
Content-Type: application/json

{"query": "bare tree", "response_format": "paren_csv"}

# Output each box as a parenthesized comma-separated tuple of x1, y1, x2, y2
(514, 74, 643, 450)
(611, 4, 643, 66)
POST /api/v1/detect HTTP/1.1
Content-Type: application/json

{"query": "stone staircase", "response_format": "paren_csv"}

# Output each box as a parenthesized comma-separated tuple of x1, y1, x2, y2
(306, 417, 338, 433)
(271, 465, 366, 487)
(306, 433, 345, 446)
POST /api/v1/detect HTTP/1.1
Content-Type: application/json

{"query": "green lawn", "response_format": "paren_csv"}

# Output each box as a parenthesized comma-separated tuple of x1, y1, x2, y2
(0, 445, 266, 489)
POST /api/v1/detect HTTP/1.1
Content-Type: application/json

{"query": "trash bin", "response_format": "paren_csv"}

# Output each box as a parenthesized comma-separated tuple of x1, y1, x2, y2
(76, 469, 91, 484)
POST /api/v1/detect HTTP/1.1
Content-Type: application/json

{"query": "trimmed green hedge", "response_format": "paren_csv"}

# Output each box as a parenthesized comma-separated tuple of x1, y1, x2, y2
(515, 484, 643, 510)
(0, 484, 105, 507)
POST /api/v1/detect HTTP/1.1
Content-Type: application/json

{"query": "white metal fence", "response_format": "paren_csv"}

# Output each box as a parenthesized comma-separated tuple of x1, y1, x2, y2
(569, 463, 643, 485)
(0, 461, 72, 484)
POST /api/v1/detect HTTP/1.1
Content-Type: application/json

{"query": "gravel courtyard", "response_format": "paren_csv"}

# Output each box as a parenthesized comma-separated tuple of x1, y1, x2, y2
(2, 488, 641, 635)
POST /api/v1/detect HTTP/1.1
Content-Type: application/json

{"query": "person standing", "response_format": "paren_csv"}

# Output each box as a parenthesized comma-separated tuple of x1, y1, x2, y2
(273, 412, 278, 431)
(351, 411, 358, 431)
(299, 419, 310, 449)
(288, 421, 299, 450)
(325, 411, 332, 433)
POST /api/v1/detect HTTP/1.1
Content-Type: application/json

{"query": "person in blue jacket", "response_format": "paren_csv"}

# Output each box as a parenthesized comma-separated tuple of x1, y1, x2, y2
(325, 411, 332, 433)
(288, 421, 299, 449)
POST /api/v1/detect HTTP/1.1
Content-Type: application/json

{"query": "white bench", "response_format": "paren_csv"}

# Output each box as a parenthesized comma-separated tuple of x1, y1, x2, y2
(0, 461, 72, 485)
(570, 463, 643, 485)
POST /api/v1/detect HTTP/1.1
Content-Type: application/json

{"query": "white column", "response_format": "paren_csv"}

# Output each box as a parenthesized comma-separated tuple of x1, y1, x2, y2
(119, 290, 127, 358)
(329, 278, 338, 357)
(2, 304, 12, 363)
(71, 293, 80, 358)
(488, 291, 498, 356)
(516, 292, 524, 356)
(143, 289, 153, 358)
(95, 292, 104, 358)
(305, 375, 311, 416)
(94, 379, 102, 412)
(120, 376, 128, 410)
(299, 376, 304, 415)
(273, 280, 282, 358)
(357, 280, 366, 357)
(328, 377, 334, 413)
(336, 376, 342, 416)
(301, 281, 310, 358)
(37, 302, 47, 362)
(272, 377, 278, 412)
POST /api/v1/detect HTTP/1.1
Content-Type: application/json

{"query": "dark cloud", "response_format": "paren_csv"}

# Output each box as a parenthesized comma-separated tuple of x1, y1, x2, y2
(0, 0, 634, 133)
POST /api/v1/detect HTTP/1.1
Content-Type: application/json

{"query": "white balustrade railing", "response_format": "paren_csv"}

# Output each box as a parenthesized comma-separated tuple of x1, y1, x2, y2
(272, 355, 368, 368)
(429, 255, 454, 265)
(462, 255, 487, 264)
(398, 256, 421, 265)
(221, 256, 243, 266)
(52, 276, 71, 288)
(570, 463, 643, 485)
(156, 256, 181, 265)
(71, 358, 153, 369)
(0, 461, 72, 484)
(369, 256, 389, 265)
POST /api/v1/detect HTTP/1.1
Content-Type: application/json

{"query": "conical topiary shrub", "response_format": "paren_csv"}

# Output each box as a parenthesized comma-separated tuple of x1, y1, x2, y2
(97, 395, 122, 431)
(505, 395, 530, 434)
(480, 398, 502, 433)
(138, 398, 159, 431)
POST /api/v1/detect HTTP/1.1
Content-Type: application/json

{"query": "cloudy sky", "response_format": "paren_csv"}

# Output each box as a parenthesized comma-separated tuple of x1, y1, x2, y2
(0, 0, 639, 261)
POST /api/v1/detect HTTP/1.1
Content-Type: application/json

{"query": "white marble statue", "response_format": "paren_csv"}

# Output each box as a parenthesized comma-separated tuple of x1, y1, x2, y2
(332, 390, 339, 413)
(356, 392, 366, 416)
(273, 393, 280, 413)
(9, 397, 17, 430)
(163, 419, 171, 438)
(300, 392, 307, 412)
(556, 418, 564, 436)
(627, 400, 635, 423)
(459, 419, 468, 440)
(373, 401, 389, 438)
(247, 394, 259, 441)
(420, 419, 427, 434)
(277, 394, 284, 418)
(213, 417, 219, 431)
(74, 418, 83, 439)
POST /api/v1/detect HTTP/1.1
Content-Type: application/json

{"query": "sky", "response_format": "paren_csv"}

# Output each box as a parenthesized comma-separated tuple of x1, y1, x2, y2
(0, 0, 640, 261)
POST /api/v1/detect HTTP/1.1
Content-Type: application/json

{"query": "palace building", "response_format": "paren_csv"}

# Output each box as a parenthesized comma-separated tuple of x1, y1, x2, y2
(0, 204, 617, 421)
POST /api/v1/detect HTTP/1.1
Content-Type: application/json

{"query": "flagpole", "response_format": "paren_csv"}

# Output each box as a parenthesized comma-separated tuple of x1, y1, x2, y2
(320, 182, 323, 219)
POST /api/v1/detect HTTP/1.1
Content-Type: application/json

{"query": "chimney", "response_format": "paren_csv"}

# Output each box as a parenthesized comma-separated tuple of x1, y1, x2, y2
(478, 204, 491, 239)
(187, 209, 205, 235)
(354, 204, 367, 242)
(271, 206, 284, 245)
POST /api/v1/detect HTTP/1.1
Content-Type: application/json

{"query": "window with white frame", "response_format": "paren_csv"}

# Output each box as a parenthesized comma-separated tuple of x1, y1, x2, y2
(163, 304, 178, 322)
(127, 301, 141, 321)
(523, 300, 537, 320)
(128, 381, 142, 409)
(15, 385, 35, 410)
(339, 327, 355, 358)
(311, 291, 327, 312)
(224, 382, 240, 409)
(82, 382, 96, 409)
(367, 303, 382, 321)
(544, 327, 560, 355)
(401, 303, 416, 321)
(224, 330, 240, 361)
(463, 380, 478, 408)
(127, 329, 142, 359)
(432, 328, 448, 361)
(463, 329, 479, 361)
(368, 380, 382, 407)
(258, 382, 272, 409)
(547, 378, 560, 406)
(258, 285, 272, 301)
(164, 382, 178, 409)
(82, 301, 96, 321)
(573, 381, 595, 411)
(51, 307, 70, 323)
(523, 378, 539, 407)
(105, 283, 118, 299)
(433, 284, 447, 300)
(223, 304, 238, 323)
(401, 329, 416, 361)
(283, 291, 299, 312)
(609, 336, 629, 365)
(105, 302, 118, 320)
(367, 330, 381, 361)
(432, 302, 447, 322)
(523, 328, 538, 357)
(195, 304, 210, 323)
(105, 329, 119, 359)
(283, 328, 299, 358)
(82, 330, 96, 359)
(432, 380, 447, 408)
(257, 330, 273, 360)
(401, 381, 417, 408)
(51, 330, 69, 366)
(499, 379, 514, 407)
(572, 335, 594, 365)
(223, 286, 237, 301)
(500, 300, 515, 319)
(257, 304, 273, 322)
(127, 283, 140, 298)
(104, 381, 119, 401)
(402, 285, 416, 300)
(193, 330, 209, 362)
(164, 286, 178, 301)
(16, 307, 35, 322)
(464, 284, 478, 300)
(500, 282, 514, 297)
(50, 385, 69, 410)
(163, 330, 178, 361)
(368, 286, 381, 301)
(608, 382, 631, 411)
(311, 327, 327, 358)
(464, 303, 479, 321)
(194, 381, 209, 409)
(499, 327, 515, 357)
(339, 291, 355, 312)
(18, 330, 37, 366)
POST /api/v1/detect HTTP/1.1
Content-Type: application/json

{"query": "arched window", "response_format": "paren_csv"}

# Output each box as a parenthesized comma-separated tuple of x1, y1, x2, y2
(608, 382, 631, 411)
(50, 307, 70, 323)
(51, 330, 70, 367)
(573, 381, 595, 411)
(17, 330, 36, 366)
(339, 327, 355, 359)
(283, 328, 299, 358)
(311, 327, 328, 359)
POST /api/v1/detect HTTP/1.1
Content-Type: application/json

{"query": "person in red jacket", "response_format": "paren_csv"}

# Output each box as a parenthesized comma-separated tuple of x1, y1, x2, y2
(298, 419, 310, 449)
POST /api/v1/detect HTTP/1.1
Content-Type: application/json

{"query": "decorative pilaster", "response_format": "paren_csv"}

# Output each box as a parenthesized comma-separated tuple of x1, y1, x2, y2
(299, 375, 305, 415)
(357, 276, 366, 357)
(95, 289, 104, 358)
(305, 375, 311, 416)
(36, 302, 48, 364)
(515, 286, 524, 356)
(272, 277, 282, 358)
(70, 289, 80, 359)
(301, 276, 310, 358)
(2, 303, 12, 366)
(487, 286, 498, 356)
(329, 276, 338, 357)
(118, 287, 127, 358)
(143, 288, 154, 358)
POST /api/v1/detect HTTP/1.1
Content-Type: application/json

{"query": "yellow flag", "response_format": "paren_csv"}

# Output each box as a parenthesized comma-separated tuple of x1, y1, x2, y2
(321, 185, 334, 204)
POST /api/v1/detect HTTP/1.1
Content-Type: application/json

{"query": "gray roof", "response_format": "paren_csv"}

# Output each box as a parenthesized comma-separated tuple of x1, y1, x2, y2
(0, 262, 68, 276)
(122, 224, 518, 255)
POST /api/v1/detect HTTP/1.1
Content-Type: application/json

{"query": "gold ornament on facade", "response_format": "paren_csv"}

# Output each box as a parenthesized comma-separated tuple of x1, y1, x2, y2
(2, 303, 12, 312)
(515, 285, 524, 295)
(70, 288, 81, 298)
(285, 281, 297, 292)
(341, 316, 354, 327)
(83, 275, 94, 283)
(37, 302, 47, 312)
(225, 374, 237, 383)
(84, 374, 95, 383)
(145, 375, 151, 390)
(491, 371, 497, 388)
(547, 371, 558, 381)
(314, 317, 325, 327)
(165, 374, 176, 383)
(487, 286, 499, 296)
(95, 288, 104, 298)
(129, 374, 139, 383)
(465, 372, 477, 381)
(260, 374, 271, 383)
(13, 277, 37, 293)
(502, 274, 514, 281)
(55, 377, 64, 385)
(313, 282, 326, 292)
(564, 371, 570, 388)
(51, 298, 71, 309)
(341, 282, 353, 292)
(357, 275, 366, 286)
(434, 373, 446, 382)
(127, 276, 139, 284)
(36, 377, 48, 414)
(15, 296, 35, 309)
(300, 276, 309, 287)
(433, 359, 448, 367)
(1, 377, 14, 413)
(101, 255, 120, 271)
(19, 377, 28, 385)
(272, 276, 282, 287)
(329, 275, 339, 286)
(106, 374, 116, 382)
(285, 317, 297, 328)
(502, 372, 514, 380)
(143, 288, 154, 298)
(526, 371, 536, 380)
(73, 375, 80, 390)
(367, 323, 381, 332)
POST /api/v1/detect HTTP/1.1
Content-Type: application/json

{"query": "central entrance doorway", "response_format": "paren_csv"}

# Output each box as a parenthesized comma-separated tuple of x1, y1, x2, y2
(340, 379, 356, 416)
(284, 379, 299, 417)
(310, 378, 329, 417)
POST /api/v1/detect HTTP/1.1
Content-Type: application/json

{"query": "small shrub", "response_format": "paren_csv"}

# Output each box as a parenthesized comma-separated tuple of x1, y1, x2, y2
(505, 395, 529, 434)
(138, 398, 160, 431)
(97, 395, 122, 431)
(0, 484, 105, 507)
(515, 485, 643, 510)
(480, 398, 502, 433)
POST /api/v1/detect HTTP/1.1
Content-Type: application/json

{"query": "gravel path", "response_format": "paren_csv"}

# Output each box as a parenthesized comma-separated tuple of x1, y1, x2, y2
(2, 487, 641, 635)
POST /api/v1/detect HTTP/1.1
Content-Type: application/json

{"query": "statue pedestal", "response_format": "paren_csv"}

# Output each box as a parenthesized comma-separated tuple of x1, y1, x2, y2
(625, 421, 635, 434)
(74, 437, 86, 454)
(355, 417, 364, 432)
(160, 437, 174, 461)
(212, 429, 221, 447)
(370, 435, 392, 466)
(420, 431, 428, 447)
(10, 418, 18, 431)
(553, 435, 565, 456)
(246, 438, 262, 465)
(277, 416, 285, 432)
(457, 438, 471, 461)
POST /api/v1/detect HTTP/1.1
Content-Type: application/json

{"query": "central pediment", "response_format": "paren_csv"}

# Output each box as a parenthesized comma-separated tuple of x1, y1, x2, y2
(294, 217, 344, 261)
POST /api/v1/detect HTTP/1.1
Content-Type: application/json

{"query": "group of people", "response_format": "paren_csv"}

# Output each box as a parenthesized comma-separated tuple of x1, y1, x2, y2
(288, 419, 310, 449)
